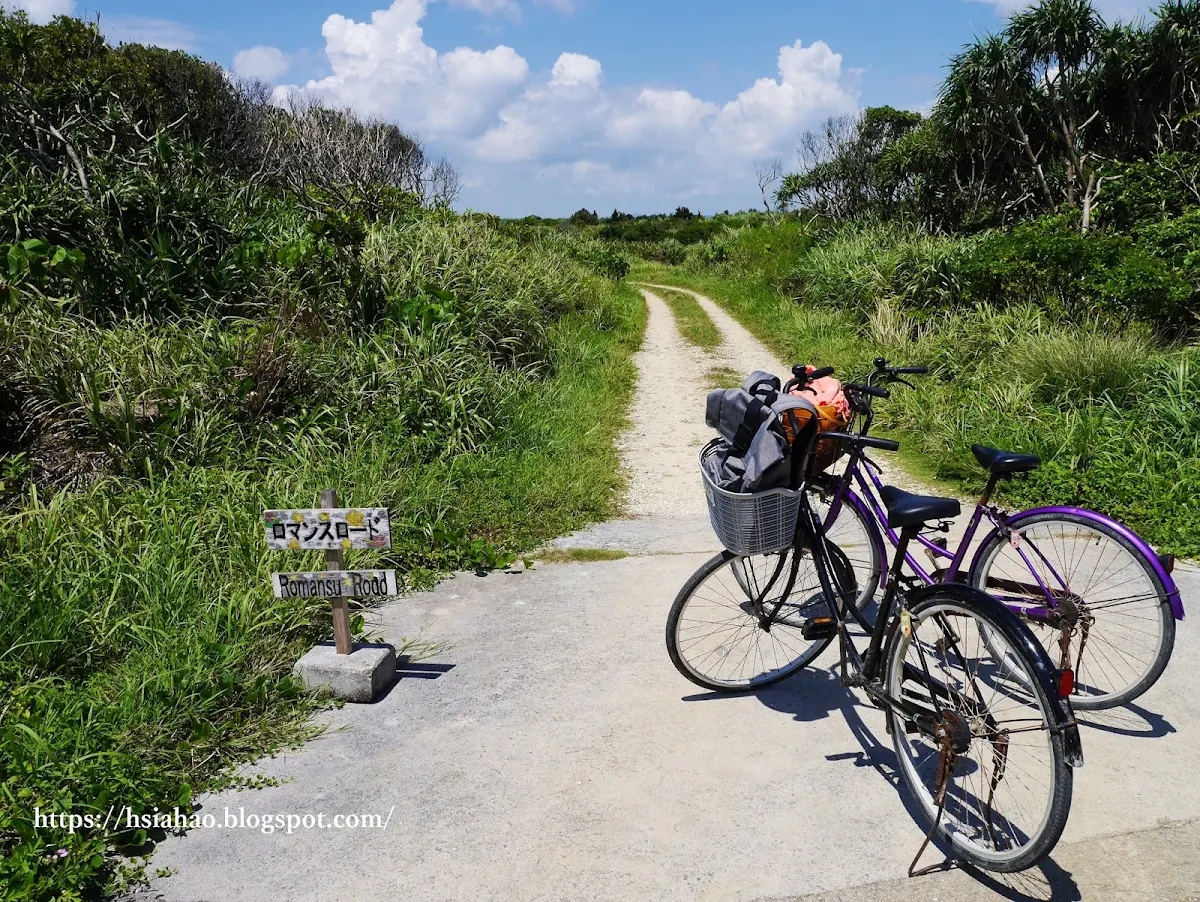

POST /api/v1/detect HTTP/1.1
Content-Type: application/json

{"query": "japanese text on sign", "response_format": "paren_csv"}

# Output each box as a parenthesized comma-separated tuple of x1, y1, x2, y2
(263, 508, 391, 551)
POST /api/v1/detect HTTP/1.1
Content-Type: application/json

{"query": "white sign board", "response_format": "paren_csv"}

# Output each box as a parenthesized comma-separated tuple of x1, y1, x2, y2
(271, 569, 398, 599)
(263, 508, 391, 551)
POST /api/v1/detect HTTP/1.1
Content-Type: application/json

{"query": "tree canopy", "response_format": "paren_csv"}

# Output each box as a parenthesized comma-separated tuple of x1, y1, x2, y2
(779, 0, 1200, 233)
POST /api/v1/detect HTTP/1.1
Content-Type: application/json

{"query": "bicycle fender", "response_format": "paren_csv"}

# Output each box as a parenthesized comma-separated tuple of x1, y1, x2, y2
(1001, 507, 1184, 621)
(903, 582, 1084, 768)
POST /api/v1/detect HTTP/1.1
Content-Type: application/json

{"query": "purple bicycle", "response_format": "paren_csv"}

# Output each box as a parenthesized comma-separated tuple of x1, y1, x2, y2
(815, 358, 1184, 711)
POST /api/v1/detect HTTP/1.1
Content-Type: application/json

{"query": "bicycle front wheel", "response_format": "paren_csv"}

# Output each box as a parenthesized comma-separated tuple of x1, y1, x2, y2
(812, 488, 883, 631)
(970, 512, 1175, 710)
(885, 592, 1072, 872)
(666, 548, 841, 692)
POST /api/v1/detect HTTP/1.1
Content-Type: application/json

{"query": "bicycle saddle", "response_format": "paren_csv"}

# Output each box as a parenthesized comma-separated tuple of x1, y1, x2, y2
(879, 485, 960, 530)
(971, 443, 1041, 477)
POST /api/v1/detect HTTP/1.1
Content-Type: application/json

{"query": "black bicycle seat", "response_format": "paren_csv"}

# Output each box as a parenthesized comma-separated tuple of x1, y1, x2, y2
(879, 485, 960, 530)
(972, 444, 1041, 477)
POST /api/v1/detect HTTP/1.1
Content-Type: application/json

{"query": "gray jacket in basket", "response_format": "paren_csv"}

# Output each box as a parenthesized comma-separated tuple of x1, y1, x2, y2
(701, 372, 819, 493)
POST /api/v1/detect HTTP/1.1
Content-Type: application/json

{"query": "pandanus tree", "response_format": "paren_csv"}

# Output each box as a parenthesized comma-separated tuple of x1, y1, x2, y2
(1009, 0, 1107, 227)
(936, 35, 1056, 216)
(935, 0, 1112, 229)
(1147, 1, 1200, 147)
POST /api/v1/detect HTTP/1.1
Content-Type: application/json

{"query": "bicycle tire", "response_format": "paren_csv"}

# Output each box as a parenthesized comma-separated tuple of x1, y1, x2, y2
(885, 591, 1073, 873)
(665, 548, 840, 693)
(812, 487, 883, 632)
(970, 511, 1175, 710)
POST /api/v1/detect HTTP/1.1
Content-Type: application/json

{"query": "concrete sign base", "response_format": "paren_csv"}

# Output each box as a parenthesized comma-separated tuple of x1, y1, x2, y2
(293, 643, 396, 703)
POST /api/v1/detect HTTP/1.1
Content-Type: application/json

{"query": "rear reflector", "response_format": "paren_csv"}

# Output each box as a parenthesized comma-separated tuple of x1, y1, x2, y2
(1159, 553, 1176, 574)
(1056, 668, 1075, 698)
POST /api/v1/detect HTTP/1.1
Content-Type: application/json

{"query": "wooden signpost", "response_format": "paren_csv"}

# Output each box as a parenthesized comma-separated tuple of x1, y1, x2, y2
(264, 489, 396, 655)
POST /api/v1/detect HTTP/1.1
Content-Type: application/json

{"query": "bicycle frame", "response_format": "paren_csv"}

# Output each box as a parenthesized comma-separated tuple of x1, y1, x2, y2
(789, 491, 1082, 769)
(821, 443, 1185, 623)
(798, 491, 943, 718)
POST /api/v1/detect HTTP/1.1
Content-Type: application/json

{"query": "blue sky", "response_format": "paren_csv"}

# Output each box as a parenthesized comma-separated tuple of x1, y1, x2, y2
(8, 0, 1159, 216)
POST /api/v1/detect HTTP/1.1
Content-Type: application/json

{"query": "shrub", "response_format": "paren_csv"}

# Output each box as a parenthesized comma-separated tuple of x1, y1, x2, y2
(958, 217, 1194, 329)
(649, 238, 688, 265)
(568, 208, 600, 227)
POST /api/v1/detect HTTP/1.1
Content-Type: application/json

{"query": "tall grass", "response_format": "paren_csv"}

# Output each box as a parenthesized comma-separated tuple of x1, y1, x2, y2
(0, 219, 645, 899)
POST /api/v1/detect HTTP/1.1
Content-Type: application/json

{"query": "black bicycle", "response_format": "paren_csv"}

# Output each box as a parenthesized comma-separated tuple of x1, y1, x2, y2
(667, 368, 1083, 873)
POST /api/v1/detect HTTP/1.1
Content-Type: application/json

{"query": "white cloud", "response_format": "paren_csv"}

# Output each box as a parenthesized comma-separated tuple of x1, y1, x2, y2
(233, 46, 291, 83)
(608, 89, 718, 148)
(965, 0, 1156, 21)
(3, 0, 73, 23)
(470, 39, 855, 169)
(280, 0, 528, 139)
(709, 41, 859, 157)
(282, 0, 860, 213)
(550, 52, 602, 88)
(102, 16, 201, 51)
(471, 52, 608, 162)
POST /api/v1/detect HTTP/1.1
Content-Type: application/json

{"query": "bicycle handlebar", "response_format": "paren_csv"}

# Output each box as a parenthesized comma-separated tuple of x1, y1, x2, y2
(872, 357, 929, 378)
(792, 364, 835, 381)
(785, 364, 836, 395)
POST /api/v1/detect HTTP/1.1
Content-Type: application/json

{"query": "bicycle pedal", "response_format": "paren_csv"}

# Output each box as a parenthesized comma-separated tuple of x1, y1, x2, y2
(802, 617, 837, 641)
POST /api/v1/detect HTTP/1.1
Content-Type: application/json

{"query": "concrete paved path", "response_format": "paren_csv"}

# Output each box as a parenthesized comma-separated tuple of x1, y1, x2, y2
(147, 287, 1199, 902)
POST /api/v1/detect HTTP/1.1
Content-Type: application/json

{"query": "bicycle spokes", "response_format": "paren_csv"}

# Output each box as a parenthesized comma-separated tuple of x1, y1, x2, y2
(668, 550, 834, 690)
(891, 606, 1060, 867)
(978, 518, 1170, 707)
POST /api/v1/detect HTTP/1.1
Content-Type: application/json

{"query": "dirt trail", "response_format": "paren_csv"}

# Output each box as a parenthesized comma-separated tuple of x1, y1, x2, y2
(613, 284, 928, 527)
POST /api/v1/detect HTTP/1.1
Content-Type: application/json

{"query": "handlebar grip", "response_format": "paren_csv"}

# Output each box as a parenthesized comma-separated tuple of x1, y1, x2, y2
(808, 366, 835, 381)
(822, 432, 900, 452)
(891, 366, 929, 375)
(862, 436, 901, 451)
(846, 382, 890, 399)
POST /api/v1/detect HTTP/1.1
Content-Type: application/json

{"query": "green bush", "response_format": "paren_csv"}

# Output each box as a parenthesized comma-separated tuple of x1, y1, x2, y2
(957, 218, 1194, 329)
(724, 220, 815, 290)
(764, 217, 1195, 331)
(1097, 152, 1200, 231)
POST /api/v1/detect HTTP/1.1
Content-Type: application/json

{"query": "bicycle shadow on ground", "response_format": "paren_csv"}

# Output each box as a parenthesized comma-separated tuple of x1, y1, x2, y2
(681, 662, 851, 723)
(1075, 701, 1175, 739)
(690, 665, 1084, 902)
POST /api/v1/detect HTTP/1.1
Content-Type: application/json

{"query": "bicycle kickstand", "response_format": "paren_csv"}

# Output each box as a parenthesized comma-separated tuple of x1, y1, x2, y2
(907, 731, 956, 878)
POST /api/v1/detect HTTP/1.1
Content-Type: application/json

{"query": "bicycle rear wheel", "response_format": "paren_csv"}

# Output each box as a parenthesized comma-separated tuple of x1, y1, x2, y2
(666, 547, 847, 692)
(970, 512, 1175, 710)
(885, 592, 1072, 872)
